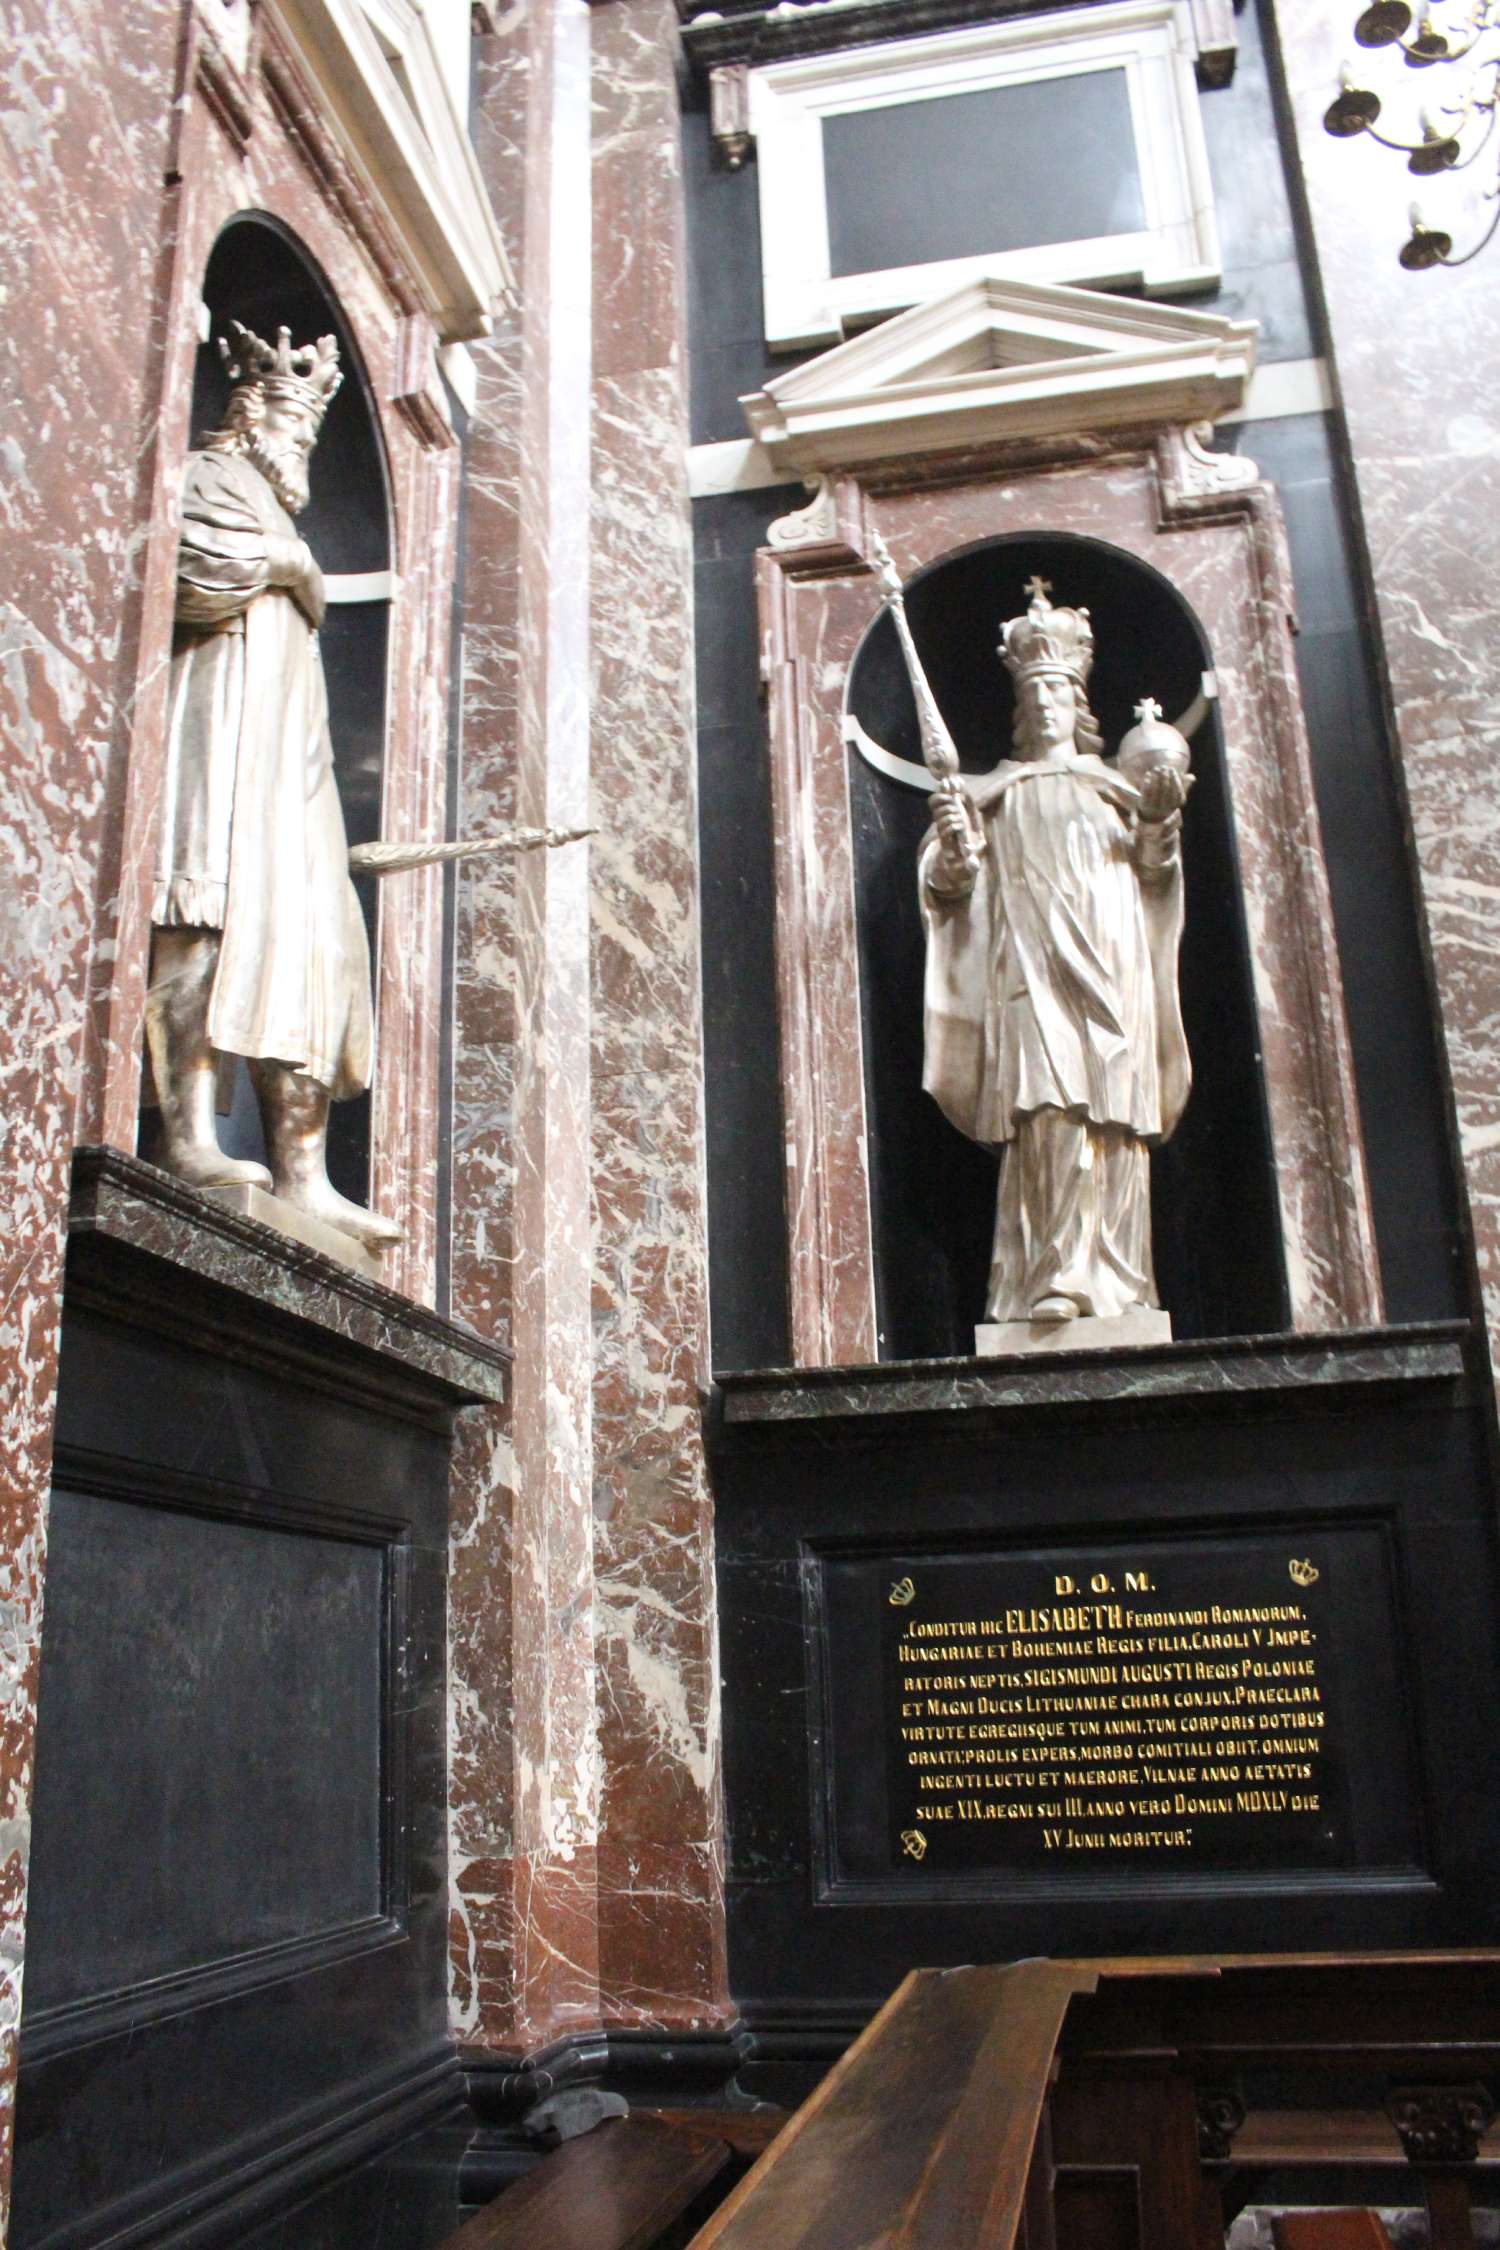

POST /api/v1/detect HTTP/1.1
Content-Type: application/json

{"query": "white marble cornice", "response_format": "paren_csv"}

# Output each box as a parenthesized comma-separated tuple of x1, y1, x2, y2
(264, 0, 516, 341)
(738, 272, 1258, 472)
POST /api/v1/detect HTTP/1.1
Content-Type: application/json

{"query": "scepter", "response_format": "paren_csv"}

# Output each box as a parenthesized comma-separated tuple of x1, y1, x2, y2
(348, 825, 594, 876)
(869, 531, 982, 872)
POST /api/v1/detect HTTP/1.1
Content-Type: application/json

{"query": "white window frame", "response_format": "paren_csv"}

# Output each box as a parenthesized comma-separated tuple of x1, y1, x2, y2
(748, 0, 1220, 351)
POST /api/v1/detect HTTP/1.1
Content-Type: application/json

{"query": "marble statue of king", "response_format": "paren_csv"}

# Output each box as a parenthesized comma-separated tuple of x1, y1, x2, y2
(883, 561, 1190, 1342)
(147, 319, 400, 1256)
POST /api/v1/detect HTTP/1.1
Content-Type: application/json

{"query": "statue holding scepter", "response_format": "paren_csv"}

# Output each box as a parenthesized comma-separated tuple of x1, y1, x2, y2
(870, 538, 1192, 1344)
(147, 316, 586, 1265)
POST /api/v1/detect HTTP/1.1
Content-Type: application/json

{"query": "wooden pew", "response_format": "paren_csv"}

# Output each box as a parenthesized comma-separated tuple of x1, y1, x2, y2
(1271, 2218, 1390, 2249)
(685, 1954, 1500, 2250)
(438, 2113, 733, 2250)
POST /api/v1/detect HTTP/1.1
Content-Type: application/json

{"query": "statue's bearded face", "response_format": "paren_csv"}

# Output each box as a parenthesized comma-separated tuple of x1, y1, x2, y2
(1017, 669, 1077, 756)
(248, 396, 319, 515)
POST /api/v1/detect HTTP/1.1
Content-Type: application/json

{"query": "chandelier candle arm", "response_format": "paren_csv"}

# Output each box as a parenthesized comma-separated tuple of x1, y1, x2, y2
(1328, 2, 1500, 263)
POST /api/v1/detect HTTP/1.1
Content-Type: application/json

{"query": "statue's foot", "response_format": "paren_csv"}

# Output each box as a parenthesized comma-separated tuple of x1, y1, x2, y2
(1030, 1294, 1078, 1323)
(276, 1178, 404, 1253)
(165, 1146, 274, 1193)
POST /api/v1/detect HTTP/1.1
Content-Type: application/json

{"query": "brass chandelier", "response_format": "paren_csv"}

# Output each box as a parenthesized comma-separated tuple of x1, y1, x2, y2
(1325, 3, 1500, 266)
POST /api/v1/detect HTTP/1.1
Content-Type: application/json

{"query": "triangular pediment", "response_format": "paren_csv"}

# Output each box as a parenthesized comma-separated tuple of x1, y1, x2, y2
(740, 274, 1257, 470)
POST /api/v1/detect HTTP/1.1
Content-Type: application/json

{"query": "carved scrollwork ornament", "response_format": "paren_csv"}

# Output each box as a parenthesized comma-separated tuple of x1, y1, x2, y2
(767, 474, 840, 551)
(1156, 421, 1261, 513)
(1196, 2084, 1248, 2161)
(709, 63, 753, 169)
(1386, 2081, 1496, 2164)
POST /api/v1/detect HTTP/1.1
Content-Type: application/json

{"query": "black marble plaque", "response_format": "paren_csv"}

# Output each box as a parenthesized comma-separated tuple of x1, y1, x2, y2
(823, 71, 1144, 280)
(822, 1526, 1421, 1886)
(26, 1487, 385, 2011)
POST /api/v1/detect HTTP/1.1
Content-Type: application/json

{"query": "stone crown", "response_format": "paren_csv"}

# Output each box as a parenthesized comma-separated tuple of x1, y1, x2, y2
(999, 576, 1094, 687)
(219, 320, 342, 419)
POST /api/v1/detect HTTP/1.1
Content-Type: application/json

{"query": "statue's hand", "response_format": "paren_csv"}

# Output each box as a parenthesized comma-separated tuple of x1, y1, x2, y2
(296, 553, 327, 630)
(268, 536, 327, 626)
(929, 784, 981, 892)
(1134, 793, 1185, 877)
(1135, 764, 1193, 823)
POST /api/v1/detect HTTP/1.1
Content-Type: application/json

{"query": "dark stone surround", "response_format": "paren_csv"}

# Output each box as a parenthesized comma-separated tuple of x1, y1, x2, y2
(709, 1321, 1500, 2036)
(11, 1154, 509, 2250)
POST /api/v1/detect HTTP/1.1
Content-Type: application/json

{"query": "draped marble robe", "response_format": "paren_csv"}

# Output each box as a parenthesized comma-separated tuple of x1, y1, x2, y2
(152, 449, 372, 1098)
(919, 753, 1189, 1321)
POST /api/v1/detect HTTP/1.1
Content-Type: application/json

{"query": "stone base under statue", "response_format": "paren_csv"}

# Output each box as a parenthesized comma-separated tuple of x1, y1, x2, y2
(208, 1183, 385, 1282)
(975, 1307, 1172, 1358)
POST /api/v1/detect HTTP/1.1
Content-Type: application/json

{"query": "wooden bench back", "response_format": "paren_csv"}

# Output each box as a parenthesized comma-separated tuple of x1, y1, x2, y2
(687, 1954, 1500, 2249)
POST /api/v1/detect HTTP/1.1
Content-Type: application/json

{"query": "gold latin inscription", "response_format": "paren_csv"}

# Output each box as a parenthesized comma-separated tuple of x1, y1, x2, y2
(893, 1562, 1329, 1859)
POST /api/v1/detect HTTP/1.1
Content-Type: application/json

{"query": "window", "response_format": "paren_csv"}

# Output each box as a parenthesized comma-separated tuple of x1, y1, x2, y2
(748, 1, 1219, 350)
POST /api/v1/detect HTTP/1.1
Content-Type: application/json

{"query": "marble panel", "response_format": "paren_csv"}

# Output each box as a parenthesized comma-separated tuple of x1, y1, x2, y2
(1270, 2, 1500, 1389)
(449, 0, 605, 2059)
(0, 3, 186, 2227)
(757, 438, 1382, 1361)
(588, 0, 731, 2037)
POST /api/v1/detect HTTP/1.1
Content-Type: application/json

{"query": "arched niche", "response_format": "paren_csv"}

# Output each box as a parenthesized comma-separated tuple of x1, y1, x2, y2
(844, 530, 1288, 1358)
(141, 214, 393, 1207)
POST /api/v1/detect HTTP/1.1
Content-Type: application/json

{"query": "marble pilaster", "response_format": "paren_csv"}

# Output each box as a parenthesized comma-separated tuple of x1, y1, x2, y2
(450, 0, 730, 2064)
(446, 33, 526, 2046)
(0, 4, 185, 2228)
(449, 0, 605, 2059)
(756, 485, 882, 1368)
(1270, 2, 1500, 1387)
(589, 0, 732, 2034)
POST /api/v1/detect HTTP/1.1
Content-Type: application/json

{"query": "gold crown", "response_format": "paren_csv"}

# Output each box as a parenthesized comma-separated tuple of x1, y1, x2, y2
(218, 320, 342, 419)
(999, 575, 1094, 687)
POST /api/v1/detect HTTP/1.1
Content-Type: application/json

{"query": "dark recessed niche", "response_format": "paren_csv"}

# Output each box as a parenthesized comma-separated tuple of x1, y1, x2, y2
(846, 530, 1288, 1359)
(195, 217, 389, 576)
(137, 216, 392, 1205)
(824, 71, 1145, 281)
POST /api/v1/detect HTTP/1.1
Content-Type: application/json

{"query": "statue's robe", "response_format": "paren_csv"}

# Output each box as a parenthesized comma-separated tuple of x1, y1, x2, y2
(152, 449, 372, 1098)
(919, 753, 1188, 1321)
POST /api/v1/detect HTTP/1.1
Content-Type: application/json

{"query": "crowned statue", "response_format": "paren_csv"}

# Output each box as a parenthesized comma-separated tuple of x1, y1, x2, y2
(147, 316, 588, 1265)
(147, 319, 401, 1258)
(874, 547, 1192, 1348)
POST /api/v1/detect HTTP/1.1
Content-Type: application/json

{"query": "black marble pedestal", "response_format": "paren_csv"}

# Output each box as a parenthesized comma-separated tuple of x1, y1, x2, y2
(707, 1324, 1500, 2104)
(12, 1151, 510, 2250)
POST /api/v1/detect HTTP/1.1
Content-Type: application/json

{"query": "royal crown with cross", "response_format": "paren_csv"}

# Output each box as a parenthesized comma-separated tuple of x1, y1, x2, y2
(999, 575, 1094, 688)
(219, 320, 342, 424)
